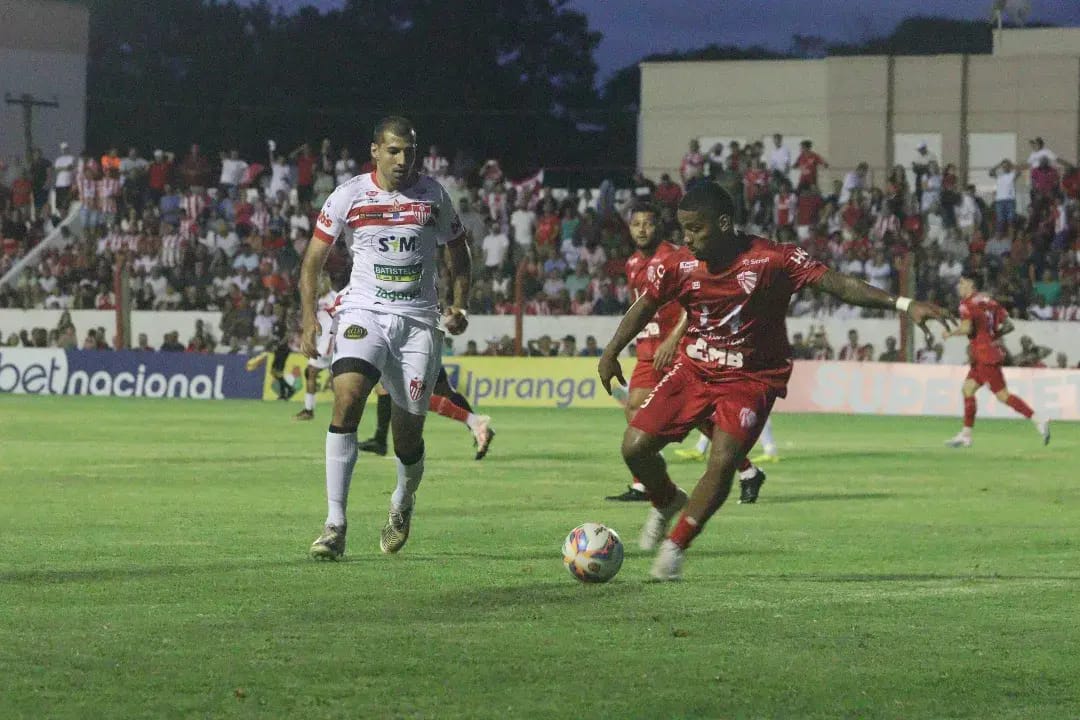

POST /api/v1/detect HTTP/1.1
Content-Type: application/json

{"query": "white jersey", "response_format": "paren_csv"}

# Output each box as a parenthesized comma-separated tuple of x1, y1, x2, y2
(315, 171, 462, 326)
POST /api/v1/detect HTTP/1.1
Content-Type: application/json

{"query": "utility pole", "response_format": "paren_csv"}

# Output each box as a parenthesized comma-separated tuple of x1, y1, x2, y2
(4, 93, 59, 163)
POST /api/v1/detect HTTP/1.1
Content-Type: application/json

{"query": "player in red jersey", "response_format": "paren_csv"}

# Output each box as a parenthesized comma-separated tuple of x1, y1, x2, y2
(598, 183, 951, 581)
(942, 272, 1049, 447)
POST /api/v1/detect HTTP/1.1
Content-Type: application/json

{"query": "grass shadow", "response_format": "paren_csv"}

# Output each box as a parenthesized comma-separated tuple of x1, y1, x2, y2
(763, 492, 896, 504)
(744, 572, 1080, 583)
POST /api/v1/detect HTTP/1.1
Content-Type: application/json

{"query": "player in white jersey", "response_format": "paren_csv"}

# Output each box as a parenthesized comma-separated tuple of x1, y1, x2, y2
(293, 286, 341, 421)
(299, 116, 472, 560)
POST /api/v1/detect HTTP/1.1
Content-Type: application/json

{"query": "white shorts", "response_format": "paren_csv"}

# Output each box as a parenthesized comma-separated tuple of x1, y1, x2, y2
(332, 308, 443, 415)
(308, 311, 337, 370)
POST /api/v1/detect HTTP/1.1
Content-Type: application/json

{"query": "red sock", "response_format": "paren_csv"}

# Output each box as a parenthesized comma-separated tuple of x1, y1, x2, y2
(649, 473, 678, 509)
(737, 457, 752, 472)
(1006, 394, 1034, 419)
(429, 394, 470, 424)
(669, 513, 702, 549)
(963, 397, 976, 428)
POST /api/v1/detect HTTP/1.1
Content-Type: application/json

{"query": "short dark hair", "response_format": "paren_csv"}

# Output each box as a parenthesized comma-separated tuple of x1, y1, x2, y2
(627, 201, 661, 219)
(960, 270, 982, 290)
(373, 116, 416, 144)
(678, 182, 735, 221)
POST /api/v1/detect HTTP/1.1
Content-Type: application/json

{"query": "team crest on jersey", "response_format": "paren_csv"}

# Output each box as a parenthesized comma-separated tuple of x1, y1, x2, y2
(411, 202, 432, 225)
(739, 407, 757, 429)
(736, 270, 758, 294)
(409, 377, 426, 401)
(343, 325, 367, 340)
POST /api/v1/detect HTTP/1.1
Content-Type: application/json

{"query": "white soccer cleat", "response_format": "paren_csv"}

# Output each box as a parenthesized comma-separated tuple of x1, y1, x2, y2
(639, 487, 688, 552)
(1037, 419, 1051, 446)
(471, 415, 495, 460)
(945, 432, 972, 448)
(649, 539, 685, 582)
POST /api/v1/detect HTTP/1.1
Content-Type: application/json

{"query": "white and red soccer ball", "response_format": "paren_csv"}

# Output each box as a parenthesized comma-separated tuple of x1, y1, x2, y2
(562, 523, 624, 583)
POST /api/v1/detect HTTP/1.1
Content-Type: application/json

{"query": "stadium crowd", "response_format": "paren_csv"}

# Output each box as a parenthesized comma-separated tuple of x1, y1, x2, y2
(1, 129, 1078, 356)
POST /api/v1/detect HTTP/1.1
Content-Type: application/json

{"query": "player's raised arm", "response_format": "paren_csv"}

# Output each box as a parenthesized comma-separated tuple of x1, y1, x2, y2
(810, 268, 954, 339)
(443, 234, 472, 335)
(598, 293, 661, 394)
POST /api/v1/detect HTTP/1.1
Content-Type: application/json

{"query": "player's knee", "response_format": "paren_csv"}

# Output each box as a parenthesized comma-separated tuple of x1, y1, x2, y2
(393, 438, 425, 465)
(621, 429, 650, 464)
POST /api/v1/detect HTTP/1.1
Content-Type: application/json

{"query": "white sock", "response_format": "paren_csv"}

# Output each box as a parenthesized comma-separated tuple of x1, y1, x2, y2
(759, 418, 776, 455)
(465, 413, 480, 431)
(304, 392, 315, 411)
(695, 433, 710, 454)
(325, 430, 358, 527)
(391, 452, 425, 511)
(738, 465, 759, 480)
(631, 480, 646, 492)
(960, 426, 972, 438)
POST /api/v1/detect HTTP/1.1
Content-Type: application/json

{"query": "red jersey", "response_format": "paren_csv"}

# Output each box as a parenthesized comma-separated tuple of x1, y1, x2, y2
(647, 237, 828, 394)
(959, 293, 1007, 365)
(625, 241, 681, 362)
(796, 150, 826, 186)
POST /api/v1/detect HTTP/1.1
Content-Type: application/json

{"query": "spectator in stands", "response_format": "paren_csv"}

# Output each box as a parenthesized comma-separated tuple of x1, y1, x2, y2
(462, 340, 479, 356)
(838, 329, 862, 361)
(878, 336, 901, 362)
(767, 133, 791, 186)
(558, 334, 577, 357)
(1056, 352, 1069, 369)
(480, 218, 509, 276)
(53, 142, 76, 213)
(1026, 137, 1056, 170)
(578, 335, 602, 357)
(1016, 335, 1052, 367)
(133, 333, 153, 351)
(790, 332, 813, 360)
(509, 199, 536, 261)
(527, 334, 559, 357)
(839, 162, 868, 205)
(679, 139, 704, 187)
(160, 331, 185, 352)
(794, 140, 827, 191)
(178, 144, 211, 191)
(654, 174, 682, 211)
(990, 159, 1017, 234)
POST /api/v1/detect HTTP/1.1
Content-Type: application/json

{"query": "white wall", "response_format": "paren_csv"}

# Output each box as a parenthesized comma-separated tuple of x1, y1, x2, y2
(3, 311, 1078, 364)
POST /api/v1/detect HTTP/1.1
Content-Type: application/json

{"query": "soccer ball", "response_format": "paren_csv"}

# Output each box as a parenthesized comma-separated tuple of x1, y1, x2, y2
(562, 523, 624, 583)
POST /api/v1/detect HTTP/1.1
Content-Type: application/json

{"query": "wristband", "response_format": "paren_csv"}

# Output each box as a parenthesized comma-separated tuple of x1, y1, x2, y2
(894, 296, 913, 313)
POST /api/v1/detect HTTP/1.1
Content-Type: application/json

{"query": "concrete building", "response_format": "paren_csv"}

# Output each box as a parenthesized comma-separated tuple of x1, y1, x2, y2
(0, 0, 89, 165)
(638, 28, 1080, 195)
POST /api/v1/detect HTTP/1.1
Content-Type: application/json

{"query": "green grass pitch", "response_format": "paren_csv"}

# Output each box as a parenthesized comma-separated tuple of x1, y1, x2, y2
(1, 395, 1078, 719)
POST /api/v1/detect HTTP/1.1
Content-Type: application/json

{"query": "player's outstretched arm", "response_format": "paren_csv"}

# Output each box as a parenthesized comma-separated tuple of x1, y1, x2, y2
(811, 268, 954, 337)
(598, 294, 660, 394)
(942, 319, 972, 340)
(443, 236, 472, 335)
(299, 236, 333, 358)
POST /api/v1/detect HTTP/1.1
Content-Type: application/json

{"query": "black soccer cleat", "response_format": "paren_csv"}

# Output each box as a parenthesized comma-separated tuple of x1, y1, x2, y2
(358, 437, 387, 456)
(605, 486, 649, 502)
(738, 469, 767, 504)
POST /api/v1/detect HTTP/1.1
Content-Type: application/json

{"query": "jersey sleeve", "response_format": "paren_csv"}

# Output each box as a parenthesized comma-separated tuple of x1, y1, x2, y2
(434, 183, 464, 247)
(643, 253, 683, 306)
(779, 243, 828, 290)
(313, 186, 349, 244)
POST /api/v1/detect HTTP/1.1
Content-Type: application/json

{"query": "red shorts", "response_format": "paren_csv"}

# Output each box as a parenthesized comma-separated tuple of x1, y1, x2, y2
(629, 357, 664, 391)
(630, 362, 776, 452)
(967, 363, 1006, 393)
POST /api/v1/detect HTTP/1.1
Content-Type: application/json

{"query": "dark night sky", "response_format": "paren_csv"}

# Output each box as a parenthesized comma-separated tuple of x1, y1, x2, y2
(273, 0, 1080, 82)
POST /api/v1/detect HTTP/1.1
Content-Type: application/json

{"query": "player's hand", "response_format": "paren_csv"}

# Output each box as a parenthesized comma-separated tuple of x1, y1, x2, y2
(653, 337, 679, 371)
(300, 317, 321, 359)
(907, 301, 954, 343)
(597, 352, 626, 396)
(443, 307, 468, 335)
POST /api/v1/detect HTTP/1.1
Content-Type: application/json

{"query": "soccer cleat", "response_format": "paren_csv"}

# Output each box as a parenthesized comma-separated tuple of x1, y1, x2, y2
(738, 469, 767, 504)
(380, 504, 413, 554)
(293, 408, 315, 421)
(1037, 419, 1050, 446)
(639, 487, 688, 551)
(945, 432, 973, 448)
(605, 486, 649, 502)
(358, 437, 388, 456)
(750, 451, 780, 464)
(649, 539, 685, 582)
(310, 523, 347, 560)
(471, 416, 494, 460)
(673, 448, 706, 462)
